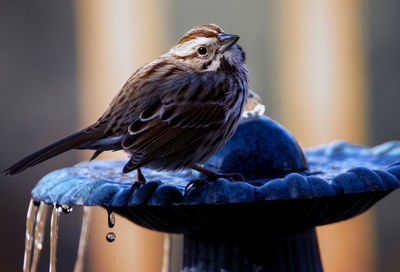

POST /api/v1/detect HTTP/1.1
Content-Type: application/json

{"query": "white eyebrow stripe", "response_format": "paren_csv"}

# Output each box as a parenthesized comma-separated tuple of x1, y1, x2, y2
(170, 37, 214, 57)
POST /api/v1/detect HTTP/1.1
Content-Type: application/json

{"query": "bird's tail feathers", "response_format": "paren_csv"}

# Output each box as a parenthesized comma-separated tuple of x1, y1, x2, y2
(2, 128, 103, 176)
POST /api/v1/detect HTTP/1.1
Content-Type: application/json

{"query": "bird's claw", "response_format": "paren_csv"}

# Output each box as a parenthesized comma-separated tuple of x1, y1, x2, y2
(129, 180, 145, 196)
(222, 172, 244, 181)
(184, 178, 209, 193)
(184, 172, 244, 194)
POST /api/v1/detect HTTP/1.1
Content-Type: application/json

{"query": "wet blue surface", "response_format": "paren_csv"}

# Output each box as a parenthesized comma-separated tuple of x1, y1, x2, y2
(204, 115, 308, 178)
(31, 116, 400, 207)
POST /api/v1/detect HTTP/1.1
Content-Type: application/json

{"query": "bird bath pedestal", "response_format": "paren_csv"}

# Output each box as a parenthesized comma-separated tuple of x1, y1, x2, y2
(30, 116, 400, 271)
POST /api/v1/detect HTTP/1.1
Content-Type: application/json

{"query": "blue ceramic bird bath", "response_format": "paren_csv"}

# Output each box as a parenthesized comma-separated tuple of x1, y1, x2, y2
(31, 115, 400, 272)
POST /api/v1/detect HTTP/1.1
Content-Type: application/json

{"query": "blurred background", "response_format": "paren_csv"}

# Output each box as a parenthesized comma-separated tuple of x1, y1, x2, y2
(0, 0, 399, 271)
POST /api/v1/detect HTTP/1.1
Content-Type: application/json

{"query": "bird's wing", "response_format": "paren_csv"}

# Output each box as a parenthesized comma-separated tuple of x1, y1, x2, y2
(121, 71, 235, 172)
(143, 71, 233, 127)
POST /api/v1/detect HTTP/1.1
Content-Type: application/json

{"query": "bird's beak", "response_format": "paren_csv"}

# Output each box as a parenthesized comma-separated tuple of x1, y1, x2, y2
(218, 33, 240, 52)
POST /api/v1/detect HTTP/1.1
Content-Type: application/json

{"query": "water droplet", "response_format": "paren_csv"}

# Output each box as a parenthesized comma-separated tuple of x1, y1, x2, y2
(107, 208, 115, 228)
(106, 232, 116, 242)
(54, 203, 62, 213)
(61, 205, 73, 214)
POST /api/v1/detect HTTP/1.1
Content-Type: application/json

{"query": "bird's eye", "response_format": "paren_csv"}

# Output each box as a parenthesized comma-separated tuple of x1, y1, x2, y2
(197, 47, 207, 55)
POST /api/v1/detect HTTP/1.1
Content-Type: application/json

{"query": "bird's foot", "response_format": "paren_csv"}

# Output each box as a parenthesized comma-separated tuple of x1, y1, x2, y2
(129, 168, 147, 196)
(207, 172, 244, 182)
(184, 177, 209, 193)
(129, 180, 146, 196)
(191, 164, 244, 181)
(185, 167, 244, 193)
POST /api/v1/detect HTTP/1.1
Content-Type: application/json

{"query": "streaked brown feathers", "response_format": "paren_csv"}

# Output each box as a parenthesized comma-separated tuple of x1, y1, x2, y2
(176, 24, 222, 45)
(3, 24, 248, 177)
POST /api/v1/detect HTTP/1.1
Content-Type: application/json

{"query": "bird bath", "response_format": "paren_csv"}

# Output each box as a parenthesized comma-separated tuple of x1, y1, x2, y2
(24, 115, 400, 271)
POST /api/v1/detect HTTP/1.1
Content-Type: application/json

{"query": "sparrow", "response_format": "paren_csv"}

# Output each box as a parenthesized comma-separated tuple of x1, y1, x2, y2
(3, 24, 249, 187)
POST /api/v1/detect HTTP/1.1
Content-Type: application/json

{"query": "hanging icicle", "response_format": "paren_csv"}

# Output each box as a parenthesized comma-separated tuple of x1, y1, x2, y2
(23, 199, 39, 272)
(31, 203, 50, 272)
(49, 203, 60, 272)
(73, 207, 92, 272)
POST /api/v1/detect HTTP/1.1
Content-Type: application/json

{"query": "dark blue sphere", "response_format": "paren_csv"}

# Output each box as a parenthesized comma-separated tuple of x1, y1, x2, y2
(204, 115, 308, 178)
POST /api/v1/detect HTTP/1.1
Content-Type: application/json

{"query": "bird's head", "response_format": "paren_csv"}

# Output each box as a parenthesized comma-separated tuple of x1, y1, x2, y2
(169, 24, 246, 72)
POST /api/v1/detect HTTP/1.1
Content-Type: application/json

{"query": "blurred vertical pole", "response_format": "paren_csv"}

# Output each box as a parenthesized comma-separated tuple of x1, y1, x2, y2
(74, 0, 166, 271)
(279, 1, 375, 272)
